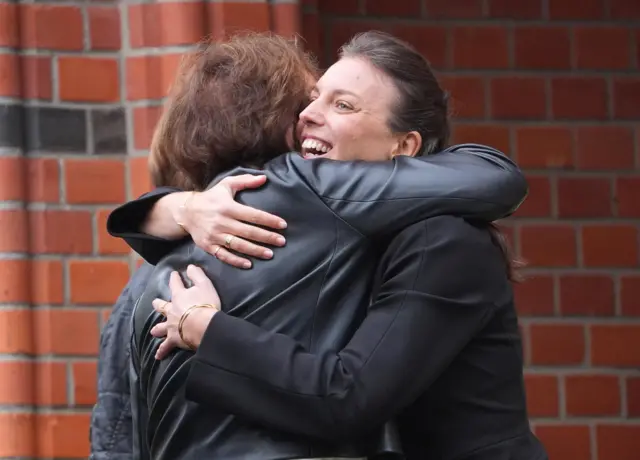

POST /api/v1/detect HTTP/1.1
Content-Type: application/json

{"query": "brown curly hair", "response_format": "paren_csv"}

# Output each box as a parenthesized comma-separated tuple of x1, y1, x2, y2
(149, 32, 319, 191)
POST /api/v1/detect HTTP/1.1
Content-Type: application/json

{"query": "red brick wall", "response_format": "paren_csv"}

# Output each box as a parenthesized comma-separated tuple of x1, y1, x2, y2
(0, 0, 637, 458)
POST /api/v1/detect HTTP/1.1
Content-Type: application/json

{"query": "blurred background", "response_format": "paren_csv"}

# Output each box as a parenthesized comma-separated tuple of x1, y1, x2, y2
(0, 0, 638, 458)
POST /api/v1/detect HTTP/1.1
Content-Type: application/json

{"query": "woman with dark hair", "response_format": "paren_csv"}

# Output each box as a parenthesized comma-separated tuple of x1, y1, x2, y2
(109, 31, 539, 460)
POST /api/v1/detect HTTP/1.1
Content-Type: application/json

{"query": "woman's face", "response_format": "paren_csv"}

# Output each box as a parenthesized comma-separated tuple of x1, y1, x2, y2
(296, 57, 412, 162)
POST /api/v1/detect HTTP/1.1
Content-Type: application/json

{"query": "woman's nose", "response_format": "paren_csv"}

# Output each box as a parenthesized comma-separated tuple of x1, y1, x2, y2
(299, 100, 323, 126)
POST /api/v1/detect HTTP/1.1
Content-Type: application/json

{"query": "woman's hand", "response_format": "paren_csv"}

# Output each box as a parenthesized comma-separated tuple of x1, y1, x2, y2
(179, 175, 288, 269)
(151, 265, 221, 360)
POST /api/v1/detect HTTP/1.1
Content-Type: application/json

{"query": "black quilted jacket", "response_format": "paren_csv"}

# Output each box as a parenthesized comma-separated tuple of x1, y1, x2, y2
(89, 263, 153, 459)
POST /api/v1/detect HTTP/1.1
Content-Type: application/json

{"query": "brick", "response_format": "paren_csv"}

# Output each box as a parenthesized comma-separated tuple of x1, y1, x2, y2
(609, 0, 640, 18)
(627, 377, 640, 416)
(551, 77, 608, 120)
(535, 425, 591, 460)
(487, 0, 542, 18)
(582, 225, 638, 267)
(559, 275, 614, 316)
(520, 225, 577, 267)
(271, 3, 301, 38)
(96, 209, 130, 255)
(514, 26, 571, 69)
(0, 413, 35, 458)
(27, 158, 60, 203)
(328, 20, 390, 62)
(365, 0, 421, 16)
(0, 157, 24, 201)
(452, 26, 509, 69)
(439, 76, 485, 118)
(207, 1, 271, 39)
(36, 413, 90, 458)
(565, 375, 621, 416)
(557, 177, 612, 218)
(591, 325, 640, 367)
(0, 209, 28, 252)
(514, 175, 552, 217)
(617, 177, 640, 218)
(524, 374, 559, 417)
(548, 0, 605, 19)
(0, 3, 18, 47)
(20, 55, 52, 100)
(64, 159, 125, 204)
(29, 211, 93, 254)
(32, 260, 64, 305)
(621, 275, 640, 316)
(390, 26, 448, 69)
(19, 5, 83, 50)
(129, 156, 153, 198)
(451, 124, 511, 155)
(128, 2, 205, 48)
(88, 6, 121, 50)
(0, 53, 19, 97)
(596, 425, 640, 460)
(613, 78, 640, 119)
(35, 361, 67, 406)
(58, 57, 120, 103)
(575, 126, 635, 170)
(530, 324, 585, 365)
(0, 361, 32, 405)
(423, 0, 483, 18)
(72, 361, 97, 406)
(0, 310, 33, 354)
(491, 77, 546, 119)
(318, 0, 359, 14)
(575, 27, 631, 70)
(515, 125, 574, 169)
(0, 259, 29, 303)
(69, 260, 130, 305)
(33, 309, 100, 356)
(126, 54, 183, 101)
(133, 106, 163, 150)
(514, 275, 555, 316)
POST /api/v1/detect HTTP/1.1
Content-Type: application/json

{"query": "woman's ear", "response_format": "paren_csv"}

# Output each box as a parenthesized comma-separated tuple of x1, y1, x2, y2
(392, 131, 422, 158)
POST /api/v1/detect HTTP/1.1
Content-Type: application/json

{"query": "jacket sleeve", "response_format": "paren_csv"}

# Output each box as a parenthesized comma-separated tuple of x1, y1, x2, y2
(184, 215, 505, 440)
(106, 187, 186, 265)
(285, 143, 527, 237)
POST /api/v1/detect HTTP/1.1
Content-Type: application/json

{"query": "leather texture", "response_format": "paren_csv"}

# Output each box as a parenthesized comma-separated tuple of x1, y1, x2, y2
(114, 144, 528, 460)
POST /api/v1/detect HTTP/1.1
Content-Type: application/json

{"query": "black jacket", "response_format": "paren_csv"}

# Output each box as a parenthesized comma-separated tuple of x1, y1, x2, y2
(108, 145, 528, 460)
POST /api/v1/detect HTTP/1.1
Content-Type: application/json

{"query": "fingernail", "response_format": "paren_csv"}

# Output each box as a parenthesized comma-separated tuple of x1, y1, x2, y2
(279, 221, 287, 229)
(263, 249, 273, 259)
(243, 261, 251, 269)
(276, 236, 286, 246)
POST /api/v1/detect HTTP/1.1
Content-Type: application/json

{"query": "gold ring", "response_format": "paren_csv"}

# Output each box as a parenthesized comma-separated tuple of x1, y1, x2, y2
(213, 246, 221, 258)
(159, 301, 169, 317)
(224, 235, 235, 248)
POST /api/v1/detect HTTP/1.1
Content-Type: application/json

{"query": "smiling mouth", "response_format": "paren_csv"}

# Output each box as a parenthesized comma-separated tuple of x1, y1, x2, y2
(301, 138, 333, 159)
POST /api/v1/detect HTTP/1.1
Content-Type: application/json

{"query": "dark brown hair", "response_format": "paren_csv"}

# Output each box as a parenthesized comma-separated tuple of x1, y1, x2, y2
(150, 32, 319, 191)
(341, 31, 522, 281)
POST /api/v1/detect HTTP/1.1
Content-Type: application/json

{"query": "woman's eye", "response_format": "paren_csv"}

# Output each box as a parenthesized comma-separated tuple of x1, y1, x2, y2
(335, 101, 351, 110)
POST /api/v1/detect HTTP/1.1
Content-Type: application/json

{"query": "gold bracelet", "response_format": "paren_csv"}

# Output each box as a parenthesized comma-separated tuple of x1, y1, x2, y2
(175, 192, 195, 230)
(178, 303, 219, 350)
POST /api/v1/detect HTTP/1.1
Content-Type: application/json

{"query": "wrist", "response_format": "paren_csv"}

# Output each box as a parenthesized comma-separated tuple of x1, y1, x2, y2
(171, 192, 196, 237)
(182, 305, 219, 349)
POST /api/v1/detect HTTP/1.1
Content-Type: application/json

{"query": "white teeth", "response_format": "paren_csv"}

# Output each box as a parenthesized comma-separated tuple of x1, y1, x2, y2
(302, 138, 331, 153)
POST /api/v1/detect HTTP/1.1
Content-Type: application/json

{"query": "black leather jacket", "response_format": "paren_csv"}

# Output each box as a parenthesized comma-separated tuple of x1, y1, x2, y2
(113, 145, 528, 460)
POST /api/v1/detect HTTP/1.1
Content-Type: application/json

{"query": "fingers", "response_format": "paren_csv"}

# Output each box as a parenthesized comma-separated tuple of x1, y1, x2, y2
(224, 233, 274, 259)
(222, 174, 267, 194)
(228, 202, 287, 231)
(168, 271, 185, 294)
(150, 322, 168, 338)
(186, 265, 213, 288)
(152, 298, 169, 316)
(155, 338, 176, 360)
(213, 246, 253, 269)
(227, 217, 286, 247)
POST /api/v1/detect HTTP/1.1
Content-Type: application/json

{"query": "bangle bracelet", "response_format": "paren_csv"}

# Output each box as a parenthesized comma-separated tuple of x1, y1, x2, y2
(178, 303, 218, 350)
(175, 192, 195, 230)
